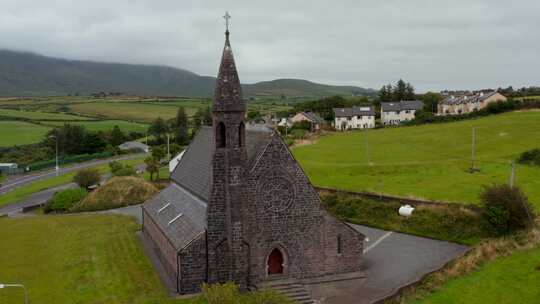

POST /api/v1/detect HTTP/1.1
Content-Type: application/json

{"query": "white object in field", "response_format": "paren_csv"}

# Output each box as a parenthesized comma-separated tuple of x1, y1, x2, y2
(399, 205, 414, 217)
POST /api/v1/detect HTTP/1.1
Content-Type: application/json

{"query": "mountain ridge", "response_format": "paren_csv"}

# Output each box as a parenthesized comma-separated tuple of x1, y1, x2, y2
(0, 49, 376, 98)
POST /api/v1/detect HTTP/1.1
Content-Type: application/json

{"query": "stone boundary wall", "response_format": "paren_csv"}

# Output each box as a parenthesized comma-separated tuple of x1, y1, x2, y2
(315, 186, 482, 211)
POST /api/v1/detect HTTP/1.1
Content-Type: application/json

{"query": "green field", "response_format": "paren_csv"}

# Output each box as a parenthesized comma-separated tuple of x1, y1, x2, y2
(293, 111, 540, 208)
(412, 245, 540, 304)
(42, 120, 148, 133)
(0, 215, 193, 304)
(0, 121, 51, 146)
(69, 102, 202, 122)
(0, 108, 92, 120)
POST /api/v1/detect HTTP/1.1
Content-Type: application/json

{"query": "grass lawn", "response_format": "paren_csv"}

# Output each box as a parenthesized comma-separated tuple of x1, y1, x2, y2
(293, 111, 540, 208)
(0, 157, 145, 207)
(0, 120, 51, 147)
(0, 215, 196, 304)
(42, 120, 148, 133)
(0, 108, 92, 120)
(412, 245, 540, 304)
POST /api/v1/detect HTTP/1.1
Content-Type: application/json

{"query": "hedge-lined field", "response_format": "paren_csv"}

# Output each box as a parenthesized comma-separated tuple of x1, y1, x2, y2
(0, 120, 51, 146)
(293, 111, 540, 208)
(0, 108, 92, 120)
(42, 120, 148, 133)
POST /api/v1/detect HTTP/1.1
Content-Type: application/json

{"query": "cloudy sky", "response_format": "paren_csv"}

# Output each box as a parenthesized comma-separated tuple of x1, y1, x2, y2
(1, 0, 539, 91)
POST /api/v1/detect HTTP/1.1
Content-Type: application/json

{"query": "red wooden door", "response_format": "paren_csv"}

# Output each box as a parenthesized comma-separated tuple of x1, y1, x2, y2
(267, 248, 284, 274)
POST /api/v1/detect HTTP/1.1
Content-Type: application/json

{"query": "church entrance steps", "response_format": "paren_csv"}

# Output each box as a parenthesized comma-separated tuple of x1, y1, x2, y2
(257, 278, 314, 304)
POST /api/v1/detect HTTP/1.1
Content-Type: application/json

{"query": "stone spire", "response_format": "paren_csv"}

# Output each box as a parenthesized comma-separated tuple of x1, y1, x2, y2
(213, 27, 245, 113)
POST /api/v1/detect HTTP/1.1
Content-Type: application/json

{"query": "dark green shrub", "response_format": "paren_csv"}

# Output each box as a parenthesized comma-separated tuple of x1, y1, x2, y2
(481, 184, 535, 234)
(44, 188, 87, 213)
(73, 168, 101, 190)
(290, 129, 307, 140)
(291, 120, 312, 131)
(518, 149, 540, 166)
(109, 161, 136, 176)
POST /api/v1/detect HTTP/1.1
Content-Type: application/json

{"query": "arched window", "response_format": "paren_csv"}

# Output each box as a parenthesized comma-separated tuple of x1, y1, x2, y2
(216, 122, 226, 148)
(238, 122, 245, 147)
(337, 234, 343, 255)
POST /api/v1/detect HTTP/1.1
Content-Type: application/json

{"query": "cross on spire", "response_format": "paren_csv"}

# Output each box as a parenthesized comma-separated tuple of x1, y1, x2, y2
(223, 11, 231, 32)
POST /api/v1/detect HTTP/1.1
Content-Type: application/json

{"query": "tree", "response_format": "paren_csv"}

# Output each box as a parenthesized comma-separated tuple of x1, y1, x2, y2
(379, 85, 392, 102)
(148, 117, 169, 144)
(73, 168, 101, 190)
(110, 125, 126, 146)
(421, 92, 442, 113)
(481, 184, 534, 234)
(175, 107, 188, 129)
(192, 111, 202, 132)
(173, 107, 190, 145)
(247, 110, 262, 122)
(202, 107, 212, 126)
(151, 146, 166, 162)
(394, 79, 407, 101)
(144, 156, 160, 181)
(404, 82, 415, 100)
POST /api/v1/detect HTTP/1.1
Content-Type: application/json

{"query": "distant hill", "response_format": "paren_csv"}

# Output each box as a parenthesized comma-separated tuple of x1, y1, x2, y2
(0, 50, 375, 98)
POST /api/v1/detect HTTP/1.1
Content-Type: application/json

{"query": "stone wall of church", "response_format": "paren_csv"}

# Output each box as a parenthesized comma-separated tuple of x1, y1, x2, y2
(242, 135, 363, 285)
(142, 209, 178, 284)
(179, 233, 207, 294)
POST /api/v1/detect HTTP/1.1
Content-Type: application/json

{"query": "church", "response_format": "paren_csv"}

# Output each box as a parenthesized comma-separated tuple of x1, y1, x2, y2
(142, 25, 365, 294)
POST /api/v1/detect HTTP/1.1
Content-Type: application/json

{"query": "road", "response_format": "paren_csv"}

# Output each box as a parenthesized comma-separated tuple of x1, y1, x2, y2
(0, 164, 147, 216)
(0, 153, 145, 195)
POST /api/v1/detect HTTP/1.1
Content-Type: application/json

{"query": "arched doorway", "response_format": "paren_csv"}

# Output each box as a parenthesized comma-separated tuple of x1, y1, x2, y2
(267, 248, 284, 275)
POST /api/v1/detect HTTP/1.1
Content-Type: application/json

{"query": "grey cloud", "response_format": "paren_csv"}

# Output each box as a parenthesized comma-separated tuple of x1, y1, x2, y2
(0, 0, 538, 91)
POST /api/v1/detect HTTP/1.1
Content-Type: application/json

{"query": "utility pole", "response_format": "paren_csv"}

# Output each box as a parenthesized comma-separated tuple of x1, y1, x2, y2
(365, 129, 371, 165)
(470, 127, 476, 172)
(166, 134, 171, 161)
(509, 161, 516, 188)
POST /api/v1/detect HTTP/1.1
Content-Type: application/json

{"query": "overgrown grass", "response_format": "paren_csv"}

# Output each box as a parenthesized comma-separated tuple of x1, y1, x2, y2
(294, 111, 540, 208)
(393, 225, 540, 304)
(0, 157, 145, 207)
(322, 194, 492, 245)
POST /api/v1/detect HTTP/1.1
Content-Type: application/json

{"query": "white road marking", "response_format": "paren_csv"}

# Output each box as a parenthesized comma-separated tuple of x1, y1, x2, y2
(363, 231, 393, 254)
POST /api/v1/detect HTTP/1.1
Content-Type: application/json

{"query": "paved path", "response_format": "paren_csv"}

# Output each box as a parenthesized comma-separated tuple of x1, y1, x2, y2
(0, 153, 145, 195)
(349, 224, 469, 303)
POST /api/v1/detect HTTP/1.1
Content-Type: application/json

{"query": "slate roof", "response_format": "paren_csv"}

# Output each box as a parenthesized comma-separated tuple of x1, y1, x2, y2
(142, 183, 207, 250)
(300, 112, 325, 124)
(170, 125, 273, 201)
(441, 91, 499, 105)
(333, 106, 375, 117)
(381, 100, 423, 112)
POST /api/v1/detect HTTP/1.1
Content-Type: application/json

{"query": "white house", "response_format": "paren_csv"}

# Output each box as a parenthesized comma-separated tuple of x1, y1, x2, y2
(438, 92, 507, 116)
(381, 100, 424, 126)
(333, 106, 375, 130)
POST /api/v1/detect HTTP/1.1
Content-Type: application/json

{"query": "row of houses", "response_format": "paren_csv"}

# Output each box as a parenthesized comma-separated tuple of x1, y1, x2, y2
(437, 91, 506, 115)
(277, 91, 507, 132)
(334, 100, 424, 130)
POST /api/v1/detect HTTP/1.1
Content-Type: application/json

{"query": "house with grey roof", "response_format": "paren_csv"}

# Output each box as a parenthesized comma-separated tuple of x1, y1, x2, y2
(118, 141, 149, 153)
(142, 28, 364, 295)
(438, 92, 506, 116)
(381, 100, 424, 126)
(333, 106, 375, 130)
(290, 111, 325, 130)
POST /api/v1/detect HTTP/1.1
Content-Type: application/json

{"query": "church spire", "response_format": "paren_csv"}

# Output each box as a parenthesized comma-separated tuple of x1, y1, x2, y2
(213, 12, 245, 113)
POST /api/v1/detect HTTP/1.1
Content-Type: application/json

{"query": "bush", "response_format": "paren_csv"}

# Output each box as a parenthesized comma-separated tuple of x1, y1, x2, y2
(109, 160, 136, 176)
(290, 129, 307, 140)
(73, 168, 101, 190)
(481, 184, 535, 234)
(71, 176, 158, 212)
(291, 120, 312, 131)
(44, 188, 87, 213)
(518, 148, 540, 166)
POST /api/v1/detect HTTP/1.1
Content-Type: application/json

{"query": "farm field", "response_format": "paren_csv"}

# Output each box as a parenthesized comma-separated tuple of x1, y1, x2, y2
(412, 245, 540, 304)
(42, 120, 148, 133)
(69, 102, 201, 122)
(293, 111, 540, 208)
(0, 121, 51, 146)
(0, 108, 92, 120)
(0, 215, 195, 304)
